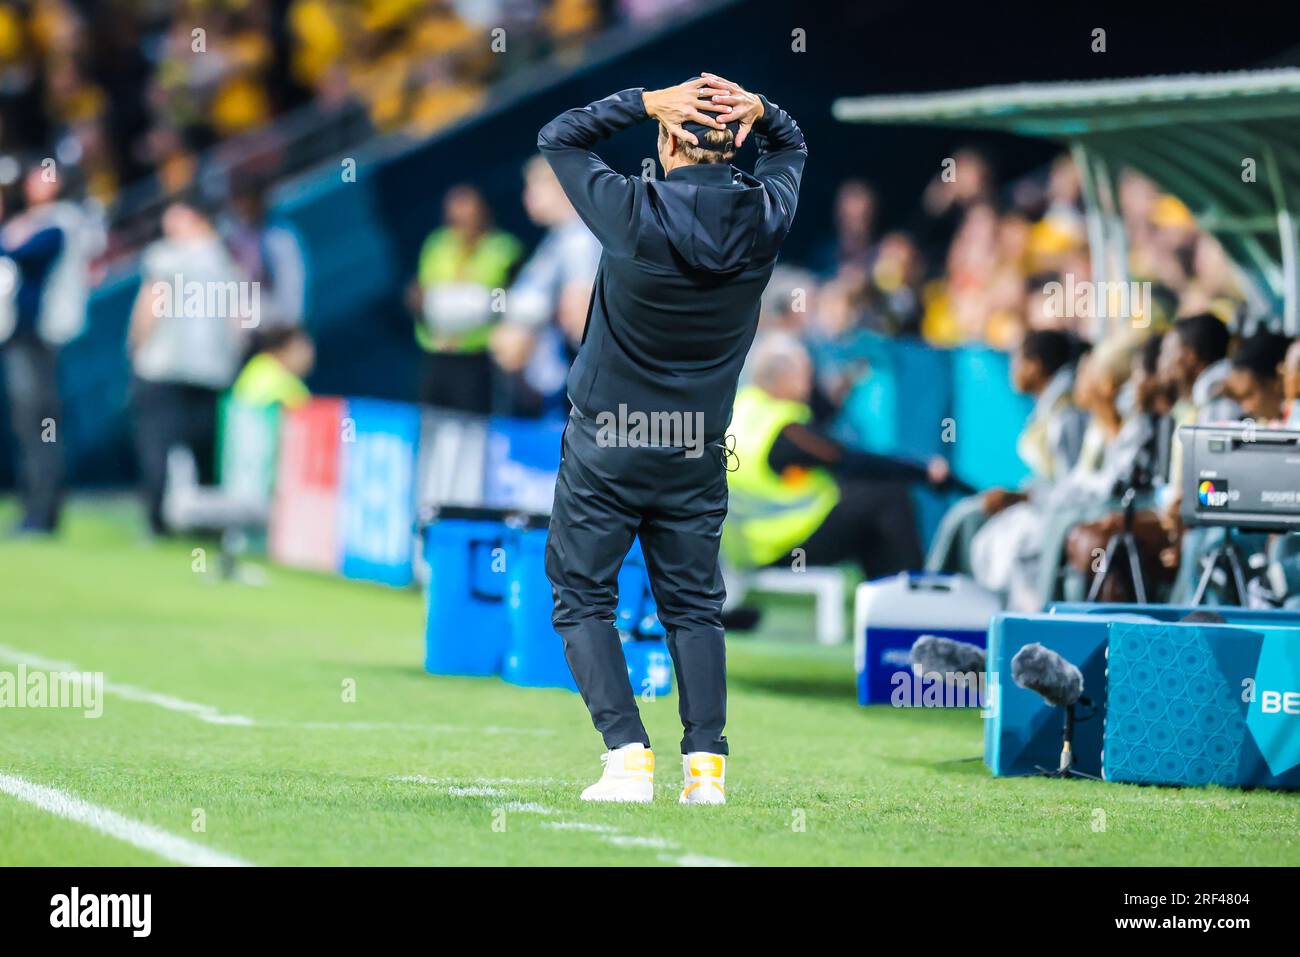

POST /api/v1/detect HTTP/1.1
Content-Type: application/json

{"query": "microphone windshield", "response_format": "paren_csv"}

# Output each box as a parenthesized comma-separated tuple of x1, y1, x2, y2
(909, 635, 986, 679)
(1010, 642, 1083, 707)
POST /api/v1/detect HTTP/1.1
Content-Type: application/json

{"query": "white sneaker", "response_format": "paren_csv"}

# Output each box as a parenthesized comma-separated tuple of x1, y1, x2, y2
(580, 744, 655, 803)
(679, 752, 726, 805)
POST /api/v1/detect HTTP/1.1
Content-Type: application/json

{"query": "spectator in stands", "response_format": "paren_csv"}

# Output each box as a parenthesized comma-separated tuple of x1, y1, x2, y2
(927, 328, 1087, 572)
(1159, 312, 1238, 483)
(407, 183, 522, 413)
(1157, 313, 1242, 600)
(912, 146, 994, 273)
(1283, 338, 1300, 426)
(230, 325, 315, 410)
(220, 185, 307, 331)
(860, 231, 924, 337)
(128, 197, 248, 536)
(489, 156, 600, 417)
(1225, 330, 1293, 425)
(811, 179, 877, 278)
(724, 332, 954, 578)
(0, 163, 99, 534)
(971, 331, 1151, 610)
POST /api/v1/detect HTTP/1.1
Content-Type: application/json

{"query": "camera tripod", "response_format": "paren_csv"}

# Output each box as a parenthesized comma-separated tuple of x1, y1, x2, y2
(1087, 487, 1148, 603)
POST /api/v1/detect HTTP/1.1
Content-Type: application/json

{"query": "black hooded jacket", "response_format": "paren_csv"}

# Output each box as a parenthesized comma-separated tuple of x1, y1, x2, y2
(537, 87, 806, 444)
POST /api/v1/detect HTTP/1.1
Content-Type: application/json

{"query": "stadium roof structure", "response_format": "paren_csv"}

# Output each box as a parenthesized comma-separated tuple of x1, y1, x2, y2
(833, 68, 1300, 333)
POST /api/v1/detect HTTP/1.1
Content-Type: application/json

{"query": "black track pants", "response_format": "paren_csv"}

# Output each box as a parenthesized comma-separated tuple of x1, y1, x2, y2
(545, 409, 729, 755)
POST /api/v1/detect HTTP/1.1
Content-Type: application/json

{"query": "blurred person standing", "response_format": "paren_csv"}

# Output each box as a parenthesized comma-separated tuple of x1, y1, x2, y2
(407, 184, 521, 413)
(0, 163, 100, 534)
(489, 156, 600, 418)
(128, 198, 247, 536)
(220, 184, 307, 331)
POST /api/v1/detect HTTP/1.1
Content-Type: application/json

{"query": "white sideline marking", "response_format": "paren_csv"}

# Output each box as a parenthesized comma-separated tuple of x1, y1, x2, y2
(602, 835, 673, 849)
(0, 772, 252, 867)
(659, 852, 743, 867)
(0, 645, 552, 737)
(543, 821, 622, 834)
(503, 802, 556, 814)
(0, 644, 255, 726)
(275, 721, 553, 736)
(392, 775, 561, 786)
(402, 773, 747, 866)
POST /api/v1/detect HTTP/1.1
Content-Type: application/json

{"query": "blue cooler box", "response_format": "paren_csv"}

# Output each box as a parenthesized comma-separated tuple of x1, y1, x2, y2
(502, 524, 578, 691)
(853, 572, 1000, 705)
(623, 638, 673, 698)
(422, 513, 511, 677)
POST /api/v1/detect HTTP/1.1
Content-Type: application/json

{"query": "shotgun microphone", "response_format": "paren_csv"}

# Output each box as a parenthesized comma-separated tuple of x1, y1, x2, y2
(1010, 642, 1084, 707)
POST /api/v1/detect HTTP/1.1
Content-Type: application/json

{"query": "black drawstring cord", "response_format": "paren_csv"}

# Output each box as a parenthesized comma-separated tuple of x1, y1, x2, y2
(721, 433, 739, 472)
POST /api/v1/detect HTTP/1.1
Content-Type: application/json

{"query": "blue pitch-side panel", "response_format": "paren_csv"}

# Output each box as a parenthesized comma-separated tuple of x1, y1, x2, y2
(1105, 622, 1300, 788)
(1050, 602, 1300, 624)
(983, 614, 1110, 778)
(483, 416, 565, 515)
(338, 398, 422, 587)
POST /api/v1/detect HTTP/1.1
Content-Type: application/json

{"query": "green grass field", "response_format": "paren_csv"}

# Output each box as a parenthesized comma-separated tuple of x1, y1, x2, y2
(1, 500, 1297, 866)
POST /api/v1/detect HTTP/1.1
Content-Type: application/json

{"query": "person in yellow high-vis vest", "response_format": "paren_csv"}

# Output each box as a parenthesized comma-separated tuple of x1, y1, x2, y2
(725, 333, 958, 577)
(407, 185, 522, 412)
(230, 326, 314, 409)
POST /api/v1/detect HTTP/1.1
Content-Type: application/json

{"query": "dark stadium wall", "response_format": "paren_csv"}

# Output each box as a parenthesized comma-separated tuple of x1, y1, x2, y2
(3, 0, 1297, 489)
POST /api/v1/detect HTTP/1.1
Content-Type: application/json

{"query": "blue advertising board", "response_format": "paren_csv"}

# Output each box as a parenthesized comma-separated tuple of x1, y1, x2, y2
(338, 398, 422, 586)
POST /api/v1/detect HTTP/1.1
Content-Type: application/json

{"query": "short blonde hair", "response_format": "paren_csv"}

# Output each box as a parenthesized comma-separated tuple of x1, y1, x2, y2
(660, 124, 735, 165)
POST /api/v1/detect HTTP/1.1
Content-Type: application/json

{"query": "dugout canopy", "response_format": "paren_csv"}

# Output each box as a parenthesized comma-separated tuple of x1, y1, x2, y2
(833, 68, 1300, 334)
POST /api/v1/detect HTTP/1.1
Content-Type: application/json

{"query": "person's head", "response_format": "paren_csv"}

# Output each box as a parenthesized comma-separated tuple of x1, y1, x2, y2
(22, 163, 59, 207)
(160, 198, 216, 241)
(1159, 312, 1231, 394)
(443, 184, 490, 236)
(656, 122, 736, 175)
(759, 265, 819, 332)
(1073, 330, 1142, 417)
(749, 331, 812, 403)
(228, 184, 267, 226)
(258, 325, 315, 379)
(1012, 328, 1080, 395)
(522, 155, 574, 227)
(1132, 331, 1173, 415)
(1283, 338, 1300, 404)
(834, 179, 876, 243)
(1227, 330, 1292, 422)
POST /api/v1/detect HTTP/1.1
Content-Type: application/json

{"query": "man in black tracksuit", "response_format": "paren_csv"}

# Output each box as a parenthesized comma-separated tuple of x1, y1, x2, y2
(537, 74, 805, 803)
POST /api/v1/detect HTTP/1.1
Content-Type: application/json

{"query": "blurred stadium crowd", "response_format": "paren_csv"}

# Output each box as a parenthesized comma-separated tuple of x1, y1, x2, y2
(2, 0, 1298, 614)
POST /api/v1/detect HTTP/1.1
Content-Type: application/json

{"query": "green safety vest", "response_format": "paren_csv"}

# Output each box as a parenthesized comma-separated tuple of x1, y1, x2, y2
(415, 228, 522, 353)
(723, 385, 841, 568)
(231, 353, 311, 409)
